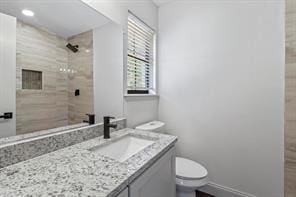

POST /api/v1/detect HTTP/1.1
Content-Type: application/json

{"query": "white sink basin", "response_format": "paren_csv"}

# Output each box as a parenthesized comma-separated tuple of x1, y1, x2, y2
(89, 135, 155, 162)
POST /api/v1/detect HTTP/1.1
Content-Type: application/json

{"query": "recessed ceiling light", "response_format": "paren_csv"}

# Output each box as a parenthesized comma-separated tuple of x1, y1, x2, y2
(22, 9, 34, 17)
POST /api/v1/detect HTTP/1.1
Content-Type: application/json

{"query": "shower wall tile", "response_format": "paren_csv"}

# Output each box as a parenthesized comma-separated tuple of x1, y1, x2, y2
(16, 21, 69, 134)
(68, 31, 94, 124)
(286, 0, 296, 196)
(285, 160, 296, 197)
(16, 21, 94, 135)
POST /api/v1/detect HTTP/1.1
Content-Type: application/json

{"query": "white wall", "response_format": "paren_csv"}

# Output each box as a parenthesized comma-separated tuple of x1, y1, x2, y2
(0, 13, 16, 137)
(82, 0, 158, 30)
(93, 23, 124, 122)
(158, 1, 285, 197)
(84, 0, 159, 127)
(124, 96, 159, 128)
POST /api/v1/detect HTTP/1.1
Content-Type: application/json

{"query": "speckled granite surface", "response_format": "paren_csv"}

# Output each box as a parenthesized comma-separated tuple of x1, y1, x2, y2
(0, 123, 88, 146)
(0, 129, 177, 197)
(0, 119, 126, 168)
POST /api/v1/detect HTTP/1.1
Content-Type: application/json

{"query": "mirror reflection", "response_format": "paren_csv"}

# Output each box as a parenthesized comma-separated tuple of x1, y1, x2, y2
(0, 0, 117, 138)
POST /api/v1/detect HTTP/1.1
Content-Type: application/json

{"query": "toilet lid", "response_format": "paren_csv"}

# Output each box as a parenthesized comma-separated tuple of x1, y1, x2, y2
(176, 157, 208, 180)
(135, 121, 165, 131)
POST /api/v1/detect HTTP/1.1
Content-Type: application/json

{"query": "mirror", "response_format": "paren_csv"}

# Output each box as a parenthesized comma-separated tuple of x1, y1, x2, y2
(0, 0, 123, 140)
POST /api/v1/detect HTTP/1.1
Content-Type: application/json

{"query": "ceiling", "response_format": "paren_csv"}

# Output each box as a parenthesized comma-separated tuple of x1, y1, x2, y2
(152, 0, 175, 7)
(0, 0, 110, 38)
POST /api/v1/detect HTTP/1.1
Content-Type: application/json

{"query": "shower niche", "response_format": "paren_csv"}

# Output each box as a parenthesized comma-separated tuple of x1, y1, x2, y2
(22, 69, 42, 90)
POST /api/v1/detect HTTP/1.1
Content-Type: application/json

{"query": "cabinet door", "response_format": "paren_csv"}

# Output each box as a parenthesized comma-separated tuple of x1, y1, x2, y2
(129, 147, 176, 197)
(117, 188, 128, 197)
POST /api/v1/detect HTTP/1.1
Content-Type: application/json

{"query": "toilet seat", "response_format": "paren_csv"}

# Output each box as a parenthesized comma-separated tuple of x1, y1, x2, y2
(176, 157, 208, 188)
(176, 176, 209, 188)
(176, 157, 208, 180)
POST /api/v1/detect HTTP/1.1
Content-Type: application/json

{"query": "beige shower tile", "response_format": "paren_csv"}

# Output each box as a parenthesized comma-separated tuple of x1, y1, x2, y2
(286, 0, 296, 195)
(285, 161, 296, 197)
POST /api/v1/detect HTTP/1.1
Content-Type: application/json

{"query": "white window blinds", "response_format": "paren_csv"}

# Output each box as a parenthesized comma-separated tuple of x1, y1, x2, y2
(127, 12, 155, 94)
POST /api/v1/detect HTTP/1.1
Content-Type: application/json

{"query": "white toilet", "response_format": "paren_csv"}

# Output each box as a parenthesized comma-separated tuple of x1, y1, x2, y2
(135, 121, 209, 197)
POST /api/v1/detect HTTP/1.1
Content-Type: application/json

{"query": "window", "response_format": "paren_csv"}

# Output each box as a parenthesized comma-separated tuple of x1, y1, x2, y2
(127, 12, 155, 94)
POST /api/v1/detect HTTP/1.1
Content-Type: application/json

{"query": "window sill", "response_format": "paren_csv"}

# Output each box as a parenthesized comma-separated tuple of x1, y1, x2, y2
(124, 94, 159, 98)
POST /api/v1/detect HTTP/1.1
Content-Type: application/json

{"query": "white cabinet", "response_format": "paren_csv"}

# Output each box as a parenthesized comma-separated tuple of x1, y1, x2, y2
(129, 147, 176, 197)
(117, 188, 128, 197)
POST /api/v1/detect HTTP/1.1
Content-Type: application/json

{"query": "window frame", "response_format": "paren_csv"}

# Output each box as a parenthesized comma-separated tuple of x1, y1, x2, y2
(124, 11, 157, 96)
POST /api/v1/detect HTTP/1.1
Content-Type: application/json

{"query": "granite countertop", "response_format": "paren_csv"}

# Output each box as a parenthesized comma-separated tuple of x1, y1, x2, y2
(0, 123, 88, 146)
(0, 129, 177, 197)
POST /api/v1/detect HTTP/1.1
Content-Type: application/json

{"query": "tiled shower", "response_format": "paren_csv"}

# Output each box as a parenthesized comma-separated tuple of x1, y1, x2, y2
(16, 20, 93, 134)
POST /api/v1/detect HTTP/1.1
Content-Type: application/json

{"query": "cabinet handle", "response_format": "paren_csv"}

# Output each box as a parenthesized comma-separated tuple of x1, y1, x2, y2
(0, 112, 13, 120)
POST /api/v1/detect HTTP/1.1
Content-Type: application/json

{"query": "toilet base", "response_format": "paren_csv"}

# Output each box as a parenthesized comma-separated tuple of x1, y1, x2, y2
(176, 190, 196, 197)
(176, 184, 208, 197)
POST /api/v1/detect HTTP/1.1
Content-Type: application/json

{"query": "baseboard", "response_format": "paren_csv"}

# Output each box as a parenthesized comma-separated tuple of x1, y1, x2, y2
(198, 182, 256, 197)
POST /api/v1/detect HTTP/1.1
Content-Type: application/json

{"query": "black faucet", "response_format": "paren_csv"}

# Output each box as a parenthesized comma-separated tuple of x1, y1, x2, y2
(104, 116, 117, 139)
(83, 114, 95, 125)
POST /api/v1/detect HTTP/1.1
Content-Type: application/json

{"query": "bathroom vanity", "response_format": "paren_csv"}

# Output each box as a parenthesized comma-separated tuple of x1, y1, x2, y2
(0, 128, 177, 197)
(116, 145, 175, 197)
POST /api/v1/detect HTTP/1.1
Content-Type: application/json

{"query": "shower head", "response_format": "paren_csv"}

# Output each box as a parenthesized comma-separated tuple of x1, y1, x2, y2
(66, 43, 79, 53)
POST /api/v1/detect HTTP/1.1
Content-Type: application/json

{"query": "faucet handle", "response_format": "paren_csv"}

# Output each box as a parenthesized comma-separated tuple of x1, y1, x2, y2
(85, 114, 95, 125)
(104, 116, 115, 120)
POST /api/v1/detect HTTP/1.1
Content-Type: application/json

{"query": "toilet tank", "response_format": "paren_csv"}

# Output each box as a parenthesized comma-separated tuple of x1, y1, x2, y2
(135, 121, 165, 133)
